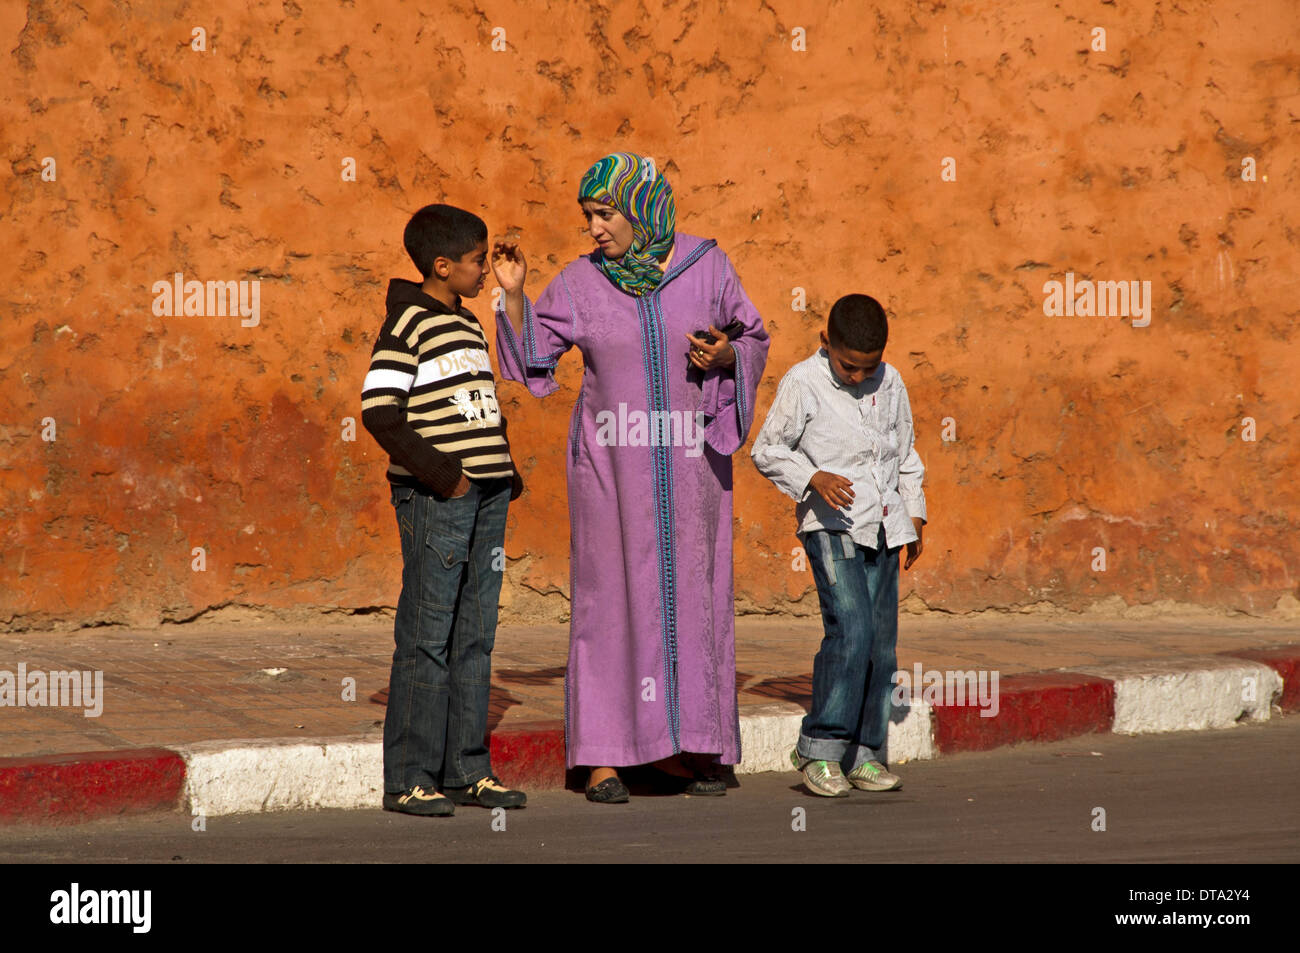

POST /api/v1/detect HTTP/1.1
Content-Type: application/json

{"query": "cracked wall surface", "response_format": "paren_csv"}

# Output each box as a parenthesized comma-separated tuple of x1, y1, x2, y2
(2, 1, 1298, 630)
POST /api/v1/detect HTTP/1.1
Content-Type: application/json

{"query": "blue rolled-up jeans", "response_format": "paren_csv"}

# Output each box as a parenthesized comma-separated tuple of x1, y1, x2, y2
(797, 525, 900, 771)
(383, 477, 510, 793)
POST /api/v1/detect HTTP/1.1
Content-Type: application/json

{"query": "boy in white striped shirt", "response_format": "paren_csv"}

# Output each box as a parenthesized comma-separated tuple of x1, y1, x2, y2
(751, 294, 928, 797)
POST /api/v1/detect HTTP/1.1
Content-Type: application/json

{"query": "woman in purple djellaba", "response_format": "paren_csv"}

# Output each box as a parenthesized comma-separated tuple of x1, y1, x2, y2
(491, 152, 769, 802)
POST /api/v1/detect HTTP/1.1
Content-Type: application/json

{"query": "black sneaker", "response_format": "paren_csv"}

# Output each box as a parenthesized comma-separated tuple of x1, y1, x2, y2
(444, 775, 527, 809)
(383, 785, 456, 817)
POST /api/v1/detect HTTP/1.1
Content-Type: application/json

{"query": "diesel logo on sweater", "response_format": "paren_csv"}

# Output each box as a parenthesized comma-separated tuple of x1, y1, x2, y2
(415, 347, 492, 386)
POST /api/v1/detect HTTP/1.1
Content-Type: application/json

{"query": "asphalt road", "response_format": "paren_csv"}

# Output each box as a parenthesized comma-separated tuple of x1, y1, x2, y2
(3, 717, 1297, 864)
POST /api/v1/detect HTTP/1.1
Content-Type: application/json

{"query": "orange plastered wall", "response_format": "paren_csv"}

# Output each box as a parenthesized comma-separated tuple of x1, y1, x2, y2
(2, 1, 1297, 629)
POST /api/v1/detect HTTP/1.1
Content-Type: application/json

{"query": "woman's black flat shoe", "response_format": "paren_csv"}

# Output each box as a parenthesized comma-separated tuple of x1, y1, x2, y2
(585, 777, 630, 803)
(684, 776, 726, 796)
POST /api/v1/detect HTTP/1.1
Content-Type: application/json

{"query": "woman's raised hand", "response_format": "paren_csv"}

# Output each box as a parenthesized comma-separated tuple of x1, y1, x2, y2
(491, 241, 527, 294)
(685, 325, 737, 370)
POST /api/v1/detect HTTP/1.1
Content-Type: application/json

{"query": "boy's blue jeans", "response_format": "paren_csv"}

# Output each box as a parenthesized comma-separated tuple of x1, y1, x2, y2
(383, 477, 510, 793)
(797, 526, 900, 771)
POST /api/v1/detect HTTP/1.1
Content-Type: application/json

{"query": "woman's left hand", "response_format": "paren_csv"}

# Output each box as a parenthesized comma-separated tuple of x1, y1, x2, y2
(491, 241, 527, 294)
(686, 326, 736, 370)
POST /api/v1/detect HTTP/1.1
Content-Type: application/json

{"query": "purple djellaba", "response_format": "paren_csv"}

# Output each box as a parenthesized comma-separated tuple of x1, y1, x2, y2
(495, 228, 770, 771)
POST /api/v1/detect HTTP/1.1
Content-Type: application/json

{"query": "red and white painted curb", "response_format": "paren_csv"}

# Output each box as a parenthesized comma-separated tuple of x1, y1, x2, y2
(0, 748, 185, 826)
(1, 647, 1294, 825)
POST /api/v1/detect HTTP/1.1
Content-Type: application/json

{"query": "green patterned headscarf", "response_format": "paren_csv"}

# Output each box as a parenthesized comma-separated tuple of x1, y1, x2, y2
(577, 152, 676, 297)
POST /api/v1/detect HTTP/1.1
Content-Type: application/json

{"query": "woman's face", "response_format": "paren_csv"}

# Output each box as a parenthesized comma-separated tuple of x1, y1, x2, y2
(581, 199, 635, 259)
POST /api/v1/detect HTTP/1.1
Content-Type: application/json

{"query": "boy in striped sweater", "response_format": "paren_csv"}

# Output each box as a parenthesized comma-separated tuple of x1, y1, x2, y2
(362, 204, 526, 816)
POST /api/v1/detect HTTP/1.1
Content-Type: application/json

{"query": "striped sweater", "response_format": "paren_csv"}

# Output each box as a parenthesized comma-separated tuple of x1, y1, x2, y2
(361, 278, 518, 496)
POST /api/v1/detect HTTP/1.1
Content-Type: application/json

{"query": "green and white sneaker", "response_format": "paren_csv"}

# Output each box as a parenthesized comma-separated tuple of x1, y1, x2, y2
(846, 760, 902, 791)
(790, 749, 851, 798)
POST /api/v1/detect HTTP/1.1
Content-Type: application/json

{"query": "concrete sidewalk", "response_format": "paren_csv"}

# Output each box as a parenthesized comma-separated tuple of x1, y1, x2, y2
(0, 614, 1296, 823)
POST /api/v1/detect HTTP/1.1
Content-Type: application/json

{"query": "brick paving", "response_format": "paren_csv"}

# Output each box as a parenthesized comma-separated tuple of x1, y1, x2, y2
(0, 614, 1295, 759)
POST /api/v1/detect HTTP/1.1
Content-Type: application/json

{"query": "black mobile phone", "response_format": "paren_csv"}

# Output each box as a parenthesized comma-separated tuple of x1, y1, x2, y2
(692, 320, 744, 344)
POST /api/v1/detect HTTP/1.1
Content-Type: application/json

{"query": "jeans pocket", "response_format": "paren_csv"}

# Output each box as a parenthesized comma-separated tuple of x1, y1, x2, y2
(423, 527, 470, 610)
(810, 532, 855, 587)
(427, 529, 469, 568)
(809, 533, 833, 587)
(392, 486, 419, 543)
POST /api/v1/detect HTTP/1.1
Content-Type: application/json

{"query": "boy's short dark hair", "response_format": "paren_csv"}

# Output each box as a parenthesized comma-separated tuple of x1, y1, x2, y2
(403, 204, 488, 278)
(827, 294, 888, 353)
